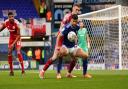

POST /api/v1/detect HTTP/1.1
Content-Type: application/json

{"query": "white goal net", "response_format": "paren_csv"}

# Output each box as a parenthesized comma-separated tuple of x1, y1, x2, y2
(79, 5, 128, 70)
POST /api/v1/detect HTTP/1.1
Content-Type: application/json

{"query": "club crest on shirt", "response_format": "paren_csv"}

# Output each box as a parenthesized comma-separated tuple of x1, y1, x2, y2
(12, 26, 15, 29)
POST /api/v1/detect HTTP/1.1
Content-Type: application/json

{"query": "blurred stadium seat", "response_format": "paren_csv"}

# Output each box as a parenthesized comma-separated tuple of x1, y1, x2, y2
(0, 0, 39, 19)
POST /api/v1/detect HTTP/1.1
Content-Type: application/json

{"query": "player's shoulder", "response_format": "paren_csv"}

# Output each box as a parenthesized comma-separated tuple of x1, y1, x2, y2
(83, 28, 87, 31)
(61, 23, 71, 32)
(77, 24, 80, 27)
(63, 13, 72, 21)
(76, 24, 80, 29)
(64, 13, 72, 18)
(65, 23, 72, 29)
(4, 19, 20, 25)
(4, 19, 9, 23)
(83, 28, 88, 33)
(14, 19, 20, 24)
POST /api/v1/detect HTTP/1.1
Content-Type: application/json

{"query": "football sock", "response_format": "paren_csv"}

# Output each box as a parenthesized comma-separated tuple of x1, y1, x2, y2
(68, 59, 77, 73)
(43, 58, 53, 71)
(83, 59, 88, 75)
(57, 57, 63, 73)
(18, 53, 24, 72)
(8, 55, 13, 72)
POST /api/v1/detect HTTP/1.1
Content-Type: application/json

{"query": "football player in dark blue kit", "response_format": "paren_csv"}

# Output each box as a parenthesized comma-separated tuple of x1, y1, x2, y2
(39, 14, 88, 79)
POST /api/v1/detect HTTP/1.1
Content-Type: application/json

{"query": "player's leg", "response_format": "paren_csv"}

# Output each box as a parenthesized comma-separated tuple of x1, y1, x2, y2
(56, 31, 64, 79)
(83, 59, 87, 75)
(77, 49, 92, 78)
(83, 59, 92, 78)
(8, 40, 14, 76)
(74, 48, 88, 59)
(57, 45, 76, 79)
(82, 48, 92, 78)
(56, 45, 68, 79)
(66, 57, 77, 78)
(16, 40, 25, 74)
(78, 58, 83, 70)
(39, 48, 60, 79)
(66, 46, 79, 78)
(70, 47, 89, 77)
(39, 45, 68, 79)
(56, 57, 63, 79)
(8, 54, 14, 76)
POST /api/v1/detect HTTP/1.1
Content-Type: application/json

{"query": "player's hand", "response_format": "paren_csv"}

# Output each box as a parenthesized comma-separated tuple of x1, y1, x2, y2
(56, 46, 61, 51)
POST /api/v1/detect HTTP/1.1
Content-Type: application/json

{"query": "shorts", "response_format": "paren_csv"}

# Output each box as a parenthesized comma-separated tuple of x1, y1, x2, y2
(8, 38, 21, 50)
(62, 45, 80, 55)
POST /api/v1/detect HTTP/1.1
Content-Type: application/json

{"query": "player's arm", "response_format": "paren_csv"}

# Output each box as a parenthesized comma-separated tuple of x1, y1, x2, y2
(11, 26, 21, 46)
(87, 34, 90, 49)
(0, 23, 6, 32)
(56, 31, 64, 50)
(59, 14, 69, 30)
(56, 27, 66, 49)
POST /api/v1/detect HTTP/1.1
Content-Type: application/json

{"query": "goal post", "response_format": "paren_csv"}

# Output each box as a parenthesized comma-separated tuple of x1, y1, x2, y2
(78, 5, 128, 70)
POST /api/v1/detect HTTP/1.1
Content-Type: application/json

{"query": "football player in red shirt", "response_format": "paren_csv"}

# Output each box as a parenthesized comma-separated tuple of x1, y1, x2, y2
(39, 4, 81, 79)
(0, 12, 25, 76)
(56, 3, 81, 79)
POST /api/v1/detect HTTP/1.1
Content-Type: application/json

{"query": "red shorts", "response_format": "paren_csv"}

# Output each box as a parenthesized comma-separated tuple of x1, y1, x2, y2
(8, 38, 21, 50)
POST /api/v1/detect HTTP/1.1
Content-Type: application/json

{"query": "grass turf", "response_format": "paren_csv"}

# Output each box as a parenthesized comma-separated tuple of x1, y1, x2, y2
(0, 70, 128, 89)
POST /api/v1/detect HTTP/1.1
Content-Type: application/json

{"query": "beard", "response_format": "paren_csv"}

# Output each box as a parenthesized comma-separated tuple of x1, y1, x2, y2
(9, 19, 14, 24)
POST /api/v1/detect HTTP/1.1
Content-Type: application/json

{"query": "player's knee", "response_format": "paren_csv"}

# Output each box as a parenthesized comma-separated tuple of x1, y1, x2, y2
(17, 50, 21, 55)
(61, 51, 67, 56)
(60, 47, 68, 56)
(8, 51, 12, 55)
(51, 56, 57, 61)
(83, 53, 88, 59)
(8, 55, 13, 63)
(8, 49, 12, 55)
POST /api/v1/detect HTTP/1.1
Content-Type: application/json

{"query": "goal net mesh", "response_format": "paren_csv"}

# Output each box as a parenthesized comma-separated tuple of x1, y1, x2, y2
(79, 5, 128, 70)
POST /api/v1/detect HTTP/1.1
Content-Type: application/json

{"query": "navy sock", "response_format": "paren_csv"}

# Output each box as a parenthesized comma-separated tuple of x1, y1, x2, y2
(83, 59, 88, 75)
(57, 57, 63, 73)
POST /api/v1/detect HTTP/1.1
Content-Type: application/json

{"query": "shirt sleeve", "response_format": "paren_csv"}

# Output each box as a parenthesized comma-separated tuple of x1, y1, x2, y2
(14, 19, 20, 26)
(61, 14, 68, 25)
(61, 27, 67, 36)
(76, 25, 80, 31)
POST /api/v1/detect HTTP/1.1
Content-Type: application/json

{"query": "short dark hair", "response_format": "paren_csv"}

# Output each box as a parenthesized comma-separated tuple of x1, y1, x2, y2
(8, 12, 13, 16)
(73, 3, 80, 8)
(72, 14, 78, 20)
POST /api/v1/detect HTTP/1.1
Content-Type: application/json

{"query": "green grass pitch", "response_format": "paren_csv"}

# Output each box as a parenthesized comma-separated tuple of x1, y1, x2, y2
(0, 70, 128, 89)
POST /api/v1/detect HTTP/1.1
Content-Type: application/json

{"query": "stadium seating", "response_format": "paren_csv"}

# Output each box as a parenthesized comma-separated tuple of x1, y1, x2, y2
(0, 0, 39, 19)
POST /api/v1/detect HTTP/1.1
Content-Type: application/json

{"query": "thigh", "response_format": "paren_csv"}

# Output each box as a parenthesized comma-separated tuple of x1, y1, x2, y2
(51, 48, 59, 61)
(70, 46, 80, 56)
(60, 45, 69, 56)
(74, 48, 88, 59)
(16, 40, 22, 51)
(70, 55, 78, 62)
(8, 40, 14, 54)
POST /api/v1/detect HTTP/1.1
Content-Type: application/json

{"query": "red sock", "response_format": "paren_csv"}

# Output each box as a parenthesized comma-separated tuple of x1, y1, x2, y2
(8, 55, 13, 72)
(43, 58, 53, 71)
(68, 60, 77, 73)
(18, 53, 24, 72)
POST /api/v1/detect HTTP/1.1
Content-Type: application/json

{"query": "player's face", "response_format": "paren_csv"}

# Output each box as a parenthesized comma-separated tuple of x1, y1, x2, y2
(71, 19, 78, 26)
(80, 22, 84, 28)
(72, 6, 80, 15)
(8, 15, 14, 23)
